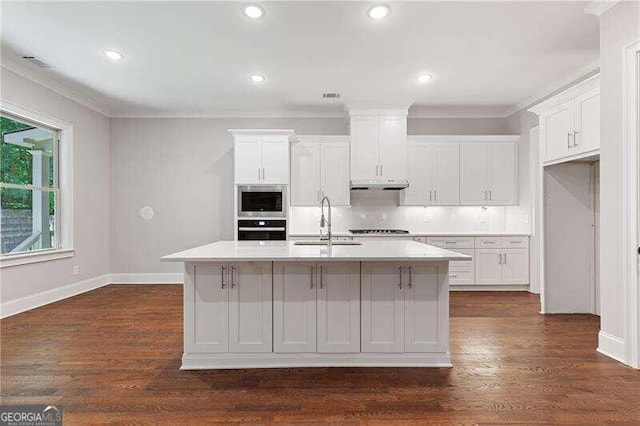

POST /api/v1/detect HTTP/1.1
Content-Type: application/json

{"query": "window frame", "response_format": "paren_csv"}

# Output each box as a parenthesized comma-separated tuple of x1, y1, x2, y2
(0, 100, 74, 268)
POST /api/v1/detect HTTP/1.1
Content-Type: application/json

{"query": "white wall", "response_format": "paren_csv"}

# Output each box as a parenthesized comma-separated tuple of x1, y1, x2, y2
(0, 69, 111, 303)
(598, 1, 640, 343)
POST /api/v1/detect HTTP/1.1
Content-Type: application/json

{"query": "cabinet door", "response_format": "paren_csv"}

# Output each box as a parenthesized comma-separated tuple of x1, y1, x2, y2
(432, 143, 460, 205)
(379, 115, 407, 180)
(273, 262, 317, 353)
(321, 142, 350, 206)
(573, 89, 600, 153)
(350, 115, 380, 180)
(228, 262, 272, 353)
(405, 263, 447, 352)
(317, 262, 360, 353)
(402, 144, 433, 205)
(475, 249, 503, 285)
(460, 143, 489, 205)
(501, 249, 529, 285)
(189, 263, 229, 353)
(234, 137, 261, 184)
(291, 142, 321, 206)
(487, 143, 517, 205)
(542, 101, 573, 162)
(261, 137, 290, 184)
(361, 262, 405, 353)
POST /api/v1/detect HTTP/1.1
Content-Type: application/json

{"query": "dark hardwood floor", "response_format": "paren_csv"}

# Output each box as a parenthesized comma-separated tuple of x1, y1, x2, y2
(1, 286, 638, 424)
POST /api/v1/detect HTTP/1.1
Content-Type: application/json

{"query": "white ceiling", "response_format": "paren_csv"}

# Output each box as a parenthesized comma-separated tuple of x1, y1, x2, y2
(0, 1, 599, 117)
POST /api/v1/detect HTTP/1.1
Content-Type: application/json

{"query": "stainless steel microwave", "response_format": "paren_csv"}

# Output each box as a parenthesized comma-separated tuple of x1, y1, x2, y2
(237, 185, 287, 218)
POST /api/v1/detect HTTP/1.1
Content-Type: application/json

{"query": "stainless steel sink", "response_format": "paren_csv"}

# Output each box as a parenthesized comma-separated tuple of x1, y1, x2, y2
(294, 241, 362, 246)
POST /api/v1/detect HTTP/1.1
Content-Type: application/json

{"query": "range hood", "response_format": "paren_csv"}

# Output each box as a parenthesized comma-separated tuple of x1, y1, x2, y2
(350, 179, 409, 190)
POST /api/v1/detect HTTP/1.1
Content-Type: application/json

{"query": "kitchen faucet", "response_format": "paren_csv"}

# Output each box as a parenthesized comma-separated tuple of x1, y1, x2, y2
(320, 195, 332, 248)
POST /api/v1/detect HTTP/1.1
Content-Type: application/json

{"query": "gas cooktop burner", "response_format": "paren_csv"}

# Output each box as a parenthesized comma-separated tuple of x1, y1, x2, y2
(349, 229, 410, 235)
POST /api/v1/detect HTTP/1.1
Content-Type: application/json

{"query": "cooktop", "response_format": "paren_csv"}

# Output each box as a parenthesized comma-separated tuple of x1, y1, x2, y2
(349, 229, 410, 235)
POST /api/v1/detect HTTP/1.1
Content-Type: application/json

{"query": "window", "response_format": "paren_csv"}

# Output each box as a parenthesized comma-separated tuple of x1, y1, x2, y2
(0, 104, 73, 266)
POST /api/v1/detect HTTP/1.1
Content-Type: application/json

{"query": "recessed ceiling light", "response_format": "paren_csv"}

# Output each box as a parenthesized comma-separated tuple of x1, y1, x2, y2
(368, 4, 391, 20)
(242, 4, 265, 19)
(417, 74, 433, 84)
(103, 49, 124, 61)
(250, 74, 265, 83)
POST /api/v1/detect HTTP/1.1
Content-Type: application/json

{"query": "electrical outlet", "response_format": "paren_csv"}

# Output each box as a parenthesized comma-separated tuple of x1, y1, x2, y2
(424, 212, 433, 223)
(480, 213, 487, 223)
(521, 214, 530, 224)
(72, 265, 80, 276)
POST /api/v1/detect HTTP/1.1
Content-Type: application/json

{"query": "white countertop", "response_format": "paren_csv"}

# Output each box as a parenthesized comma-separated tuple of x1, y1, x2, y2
(289, 232, 531, 238)
(162, 240, 472, 262)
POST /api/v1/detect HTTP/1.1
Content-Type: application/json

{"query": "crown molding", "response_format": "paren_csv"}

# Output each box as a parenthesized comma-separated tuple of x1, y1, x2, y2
(408, 107, 508, 119)
(585, 0, 620, 17)
(1, 55, 111, 117)
(110, 109, 347, 119)
(503, 61, 600, 117)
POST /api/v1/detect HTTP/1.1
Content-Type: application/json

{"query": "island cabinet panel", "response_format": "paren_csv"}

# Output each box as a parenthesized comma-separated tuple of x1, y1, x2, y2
(317, 262, 360, 353)
(189, 263, 229, 353)
(273, 262, 317, 353)
(361, 262, 405, 353)
(404, 264, 448, 353)
(228, 263, 273, 353)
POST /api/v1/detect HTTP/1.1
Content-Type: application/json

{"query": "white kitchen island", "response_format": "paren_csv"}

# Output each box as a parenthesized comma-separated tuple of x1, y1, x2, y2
(162, 240, 470, 369)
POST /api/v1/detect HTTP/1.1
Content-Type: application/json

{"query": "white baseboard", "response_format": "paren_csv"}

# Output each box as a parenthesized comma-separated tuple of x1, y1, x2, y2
(109, 273, 183, 284)
(597, 331, 626, 364)
(450, 285, 529, 291)
(0, 273, 111, 319)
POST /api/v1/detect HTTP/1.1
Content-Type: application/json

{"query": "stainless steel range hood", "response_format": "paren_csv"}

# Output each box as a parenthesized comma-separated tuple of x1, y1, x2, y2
(350, 179, 409, 190)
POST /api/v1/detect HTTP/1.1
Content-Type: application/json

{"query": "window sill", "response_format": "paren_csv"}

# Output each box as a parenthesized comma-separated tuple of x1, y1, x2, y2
(0, 248, 74, 268)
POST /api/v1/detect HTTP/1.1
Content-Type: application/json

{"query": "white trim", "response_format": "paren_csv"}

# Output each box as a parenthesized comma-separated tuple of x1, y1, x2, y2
(0, 100, 75, 262)
(109, 273, 183, 284)
(597, 331, 626, 364)
(349, 108, 408, 116)
(542, 149, 600, 167)
(528, 74, 601, 115)
(227, 129, 295, 138)
(1, 55, 111, 117)
(112, 110, 347, 119)
(181, 352, 452, 370)
(449, 285, 529, 291)
(622, 39, 640, 369)
(585, 0, 620, 17)
(408, 135, 520, 143)
(0, 249, 74, 268)
(0, 273, 110, 319)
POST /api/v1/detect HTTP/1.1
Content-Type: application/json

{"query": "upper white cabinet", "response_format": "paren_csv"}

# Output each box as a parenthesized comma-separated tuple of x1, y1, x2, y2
(290, 136, 350, 206)
(402, 141, 460, 206)
(529, 75, 600, 165)
(229, 129, 294, 184)
(460, 141, 518, 206)
(349, 110, 408, 180)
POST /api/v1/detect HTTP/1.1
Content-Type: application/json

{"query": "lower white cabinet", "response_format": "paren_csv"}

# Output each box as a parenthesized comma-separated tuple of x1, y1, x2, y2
(273, 262, 360, 353)
(361, 262, 447, 353)
(475, 248, 529, 285)
(188, 262, 272, 354)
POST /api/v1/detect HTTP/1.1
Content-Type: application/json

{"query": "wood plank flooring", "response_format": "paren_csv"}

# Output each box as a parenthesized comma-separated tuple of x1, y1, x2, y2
(1, 286, 638, 424)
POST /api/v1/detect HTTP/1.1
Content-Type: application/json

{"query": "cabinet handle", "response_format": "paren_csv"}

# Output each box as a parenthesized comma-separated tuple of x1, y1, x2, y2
(310, 265, 314, 289)
(375, 164, 379, 176)
(504, 253, 508, 264)
(221, 265, 226, 289)
(380, 164, 383, 176)
(434, 190, 437, 202)
(408, 266, 412, 289)
(483, 190, 487, 201)
(258, 167, 261, 180)
(567, 132, 572, 149)
(398, 266, 403, 289)
(262, 168, 265, 180)
(230, 265, 237, 288)
(429, 190, 432, 202)
(573, 130, 579, 147)
(498, 253, 502, 264)
(489, 190, 492, 201)
(320, 265, 323, 290)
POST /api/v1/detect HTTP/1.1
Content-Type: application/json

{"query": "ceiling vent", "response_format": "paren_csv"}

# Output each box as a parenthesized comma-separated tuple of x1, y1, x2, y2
(322, 93, 340, 99)
(21, 55, 51, 68)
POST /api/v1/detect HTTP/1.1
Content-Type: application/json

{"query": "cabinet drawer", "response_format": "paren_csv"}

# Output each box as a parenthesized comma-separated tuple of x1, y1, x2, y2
(449, 267, 474, 285)
(426, 237, 474, 249)
(475, 237, 502, 248)
(503, 236, 529, 248)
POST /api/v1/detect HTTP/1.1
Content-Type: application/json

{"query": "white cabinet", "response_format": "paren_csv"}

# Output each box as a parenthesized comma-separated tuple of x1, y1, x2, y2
(349, 111, 408, 180)
(402, 143, 459, 206)
(460, 142, 518, 205)
(187, 262, 272, 354)
(475, 237, 529, 285)
(361, 262, 446, 353)
(317, 262, 360, 353)
(290, 137, 350, 206)
(229, 130, 294, 184)
(273, 262, 360, 353)
(530, 75, 600, 164)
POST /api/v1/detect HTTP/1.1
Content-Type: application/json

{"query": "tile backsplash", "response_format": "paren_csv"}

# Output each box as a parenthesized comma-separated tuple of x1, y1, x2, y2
(289, 191, 531, 235)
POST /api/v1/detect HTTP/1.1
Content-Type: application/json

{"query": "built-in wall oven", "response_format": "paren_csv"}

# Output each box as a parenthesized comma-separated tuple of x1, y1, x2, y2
(237, 185, 286, 218)
(237, 219, 287, 241)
